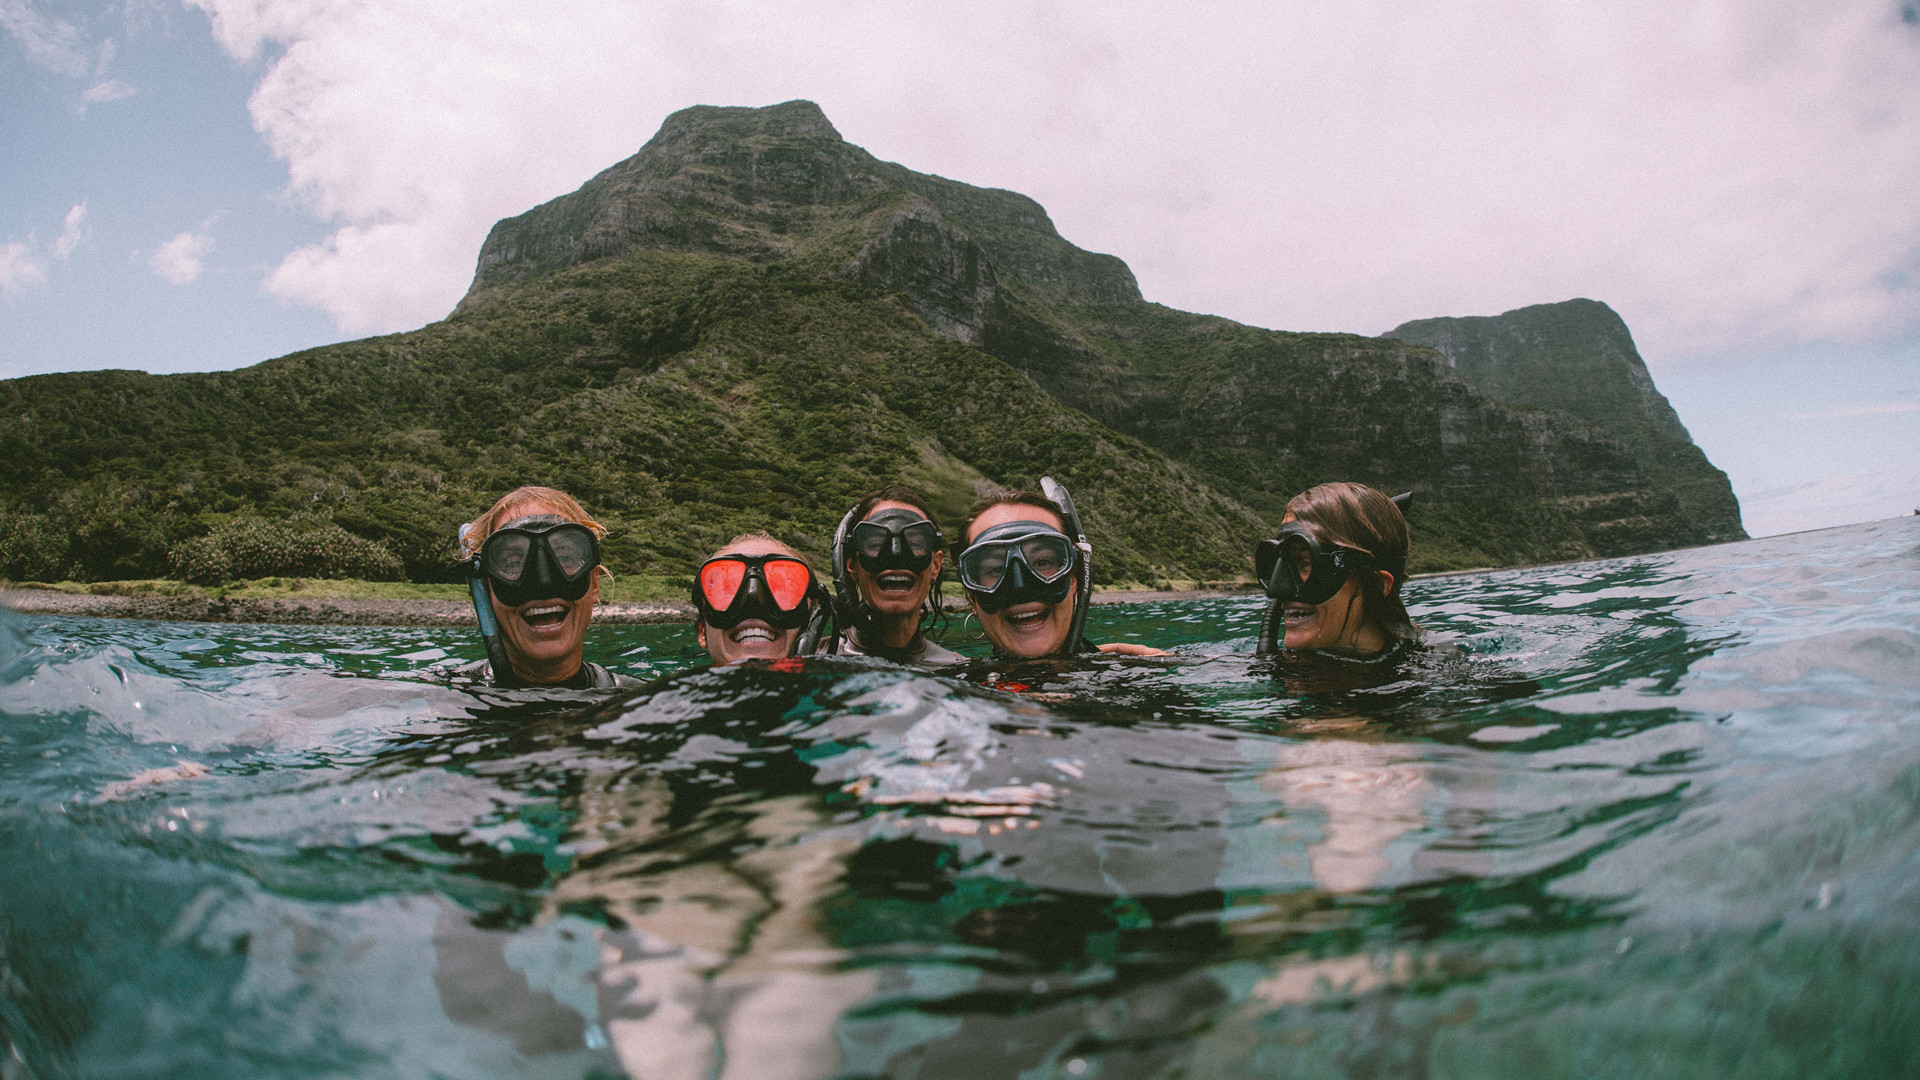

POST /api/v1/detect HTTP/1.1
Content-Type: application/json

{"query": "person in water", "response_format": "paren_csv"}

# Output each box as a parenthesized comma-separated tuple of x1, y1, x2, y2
(828, 484, 964, 667)
(455, 485, 638, 688)
(1254, 481, 1419, 658)
(957, 481, 1167, 659)
(693, 532, 830, 664)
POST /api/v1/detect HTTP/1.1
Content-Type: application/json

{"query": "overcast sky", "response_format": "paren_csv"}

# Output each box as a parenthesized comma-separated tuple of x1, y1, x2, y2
(3, 0, 1916, 536)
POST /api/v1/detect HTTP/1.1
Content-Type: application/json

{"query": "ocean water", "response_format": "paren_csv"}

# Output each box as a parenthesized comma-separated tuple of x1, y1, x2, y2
(2, 518, 1917, 1079)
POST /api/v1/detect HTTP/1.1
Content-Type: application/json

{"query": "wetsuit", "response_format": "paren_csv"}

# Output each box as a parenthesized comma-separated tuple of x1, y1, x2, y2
(449, 658, 640, 689)
(835, 629, 965, 668)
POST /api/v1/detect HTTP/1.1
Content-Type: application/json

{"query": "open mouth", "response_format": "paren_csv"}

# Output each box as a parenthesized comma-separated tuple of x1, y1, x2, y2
(729, 624, 777, 644)
(1282, 603, 1315, 622)
(520, 603, 569, 629)
(874, 571, 917, 595)
(1002, 603, 1050, 632)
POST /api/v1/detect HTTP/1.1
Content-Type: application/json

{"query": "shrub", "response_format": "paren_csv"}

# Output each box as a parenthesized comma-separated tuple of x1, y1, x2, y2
(0, 513, 70, 582)
(169, 518, 404, 585)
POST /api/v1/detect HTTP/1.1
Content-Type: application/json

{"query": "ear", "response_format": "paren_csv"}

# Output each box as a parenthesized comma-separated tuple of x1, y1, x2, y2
(1374, 569, 1397, 596)
(930, 550, 945, 573)
(696, 622, 709, 649)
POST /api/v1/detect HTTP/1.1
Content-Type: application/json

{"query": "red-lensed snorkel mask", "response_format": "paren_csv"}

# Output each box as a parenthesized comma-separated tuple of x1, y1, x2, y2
(693, 554, 821, 631)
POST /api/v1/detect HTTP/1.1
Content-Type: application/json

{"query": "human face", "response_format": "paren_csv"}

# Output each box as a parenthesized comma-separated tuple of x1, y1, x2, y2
(848, 501, 943, 632)
(1277, 515, 1389, 654)
(485, 500, 599, 683)
(698, 537, 806, 664)
(965, 503, 1075, 659)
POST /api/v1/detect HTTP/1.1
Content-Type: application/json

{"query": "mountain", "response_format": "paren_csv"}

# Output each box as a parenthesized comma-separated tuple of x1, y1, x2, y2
(0, 100, 1741, 586)
(1386, 300, 1745, 545)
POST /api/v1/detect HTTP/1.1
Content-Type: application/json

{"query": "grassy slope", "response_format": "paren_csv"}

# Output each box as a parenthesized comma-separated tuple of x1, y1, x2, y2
(2, 252, 1269, 587)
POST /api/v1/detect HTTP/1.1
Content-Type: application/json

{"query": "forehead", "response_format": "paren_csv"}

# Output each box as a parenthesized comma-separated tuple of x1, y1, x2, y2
(495, 500, 573, 531)
(716, 537, 805, 562)
(968, 501, 1063, 542)
(864, 500, 927, 522)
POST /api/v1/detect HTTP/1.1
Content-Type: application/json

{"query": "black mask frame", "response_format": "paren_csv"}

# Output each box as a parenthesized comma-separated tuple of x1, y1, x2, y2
(955, 520, 1077, 615)
(851, 509, 943, 575)
(478, 515, 601, 608)
(692, 553, 824, 632)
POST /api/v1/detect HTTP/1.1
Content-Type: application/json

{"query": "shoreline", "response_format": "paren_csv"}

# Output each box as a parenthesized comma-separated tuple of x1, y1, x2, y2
(0, 585, 1263, 627)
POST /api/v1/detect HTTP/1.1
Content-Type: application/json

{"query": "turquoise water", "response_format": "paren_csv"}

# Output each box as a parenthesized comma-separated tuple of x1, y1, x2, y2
(3, 518, 1918, 1079)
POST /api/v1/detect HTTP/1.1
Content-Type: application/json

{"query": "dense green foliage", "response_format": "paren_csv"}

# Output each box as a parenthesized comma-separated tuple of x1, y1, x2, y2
(1, 253, 1263, 586)
(168, 518, 403, 585)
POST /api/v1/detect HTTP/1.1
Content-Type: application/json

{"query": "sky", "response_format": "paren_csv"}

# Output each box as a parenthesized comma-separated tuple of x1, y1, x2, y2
(3, 0, 1916, 538)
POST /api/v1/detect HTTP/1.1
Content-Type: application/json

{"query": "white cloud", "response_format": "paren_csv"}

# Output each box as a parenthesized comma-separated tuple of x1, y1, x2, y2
(187, 0, 1920, 358)
(51, 202, 87, 259)
(0, 0, 88, 75)
(0, 240, 49, 295)
(149, 230, 215, 285)
(81, 78, 137, 105)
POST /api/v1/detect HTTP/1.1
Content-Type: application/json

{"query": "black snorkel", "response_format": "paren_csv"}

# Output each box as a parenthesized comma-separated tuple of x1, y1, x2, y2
(794, 589, 831, 657)
(1254, 490, 1413, 656)
(827, 505, 860, 655)
(459, 522, 515, 684)
(1040, 476, 1097, 656)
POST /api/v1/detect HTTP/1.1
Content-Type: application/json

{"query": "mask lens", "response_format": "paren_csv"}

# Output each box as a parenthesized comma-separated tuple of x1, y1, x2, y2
(901, 522, 939, 558)
(962, 545, 1008, 590)
(547, 527, 596, 578)
(699, 560, 747, 610)
(853, 523, 889, 560)
(762, 558, 813, 610)
(483, 534, 532, 582)
(1019, 537, 1069, 581)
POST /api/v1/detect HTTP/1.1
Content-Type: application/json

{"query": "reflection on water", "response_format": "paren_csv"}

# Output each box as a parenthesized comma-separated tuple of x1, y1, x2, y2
(3, 518, 1919, 1078)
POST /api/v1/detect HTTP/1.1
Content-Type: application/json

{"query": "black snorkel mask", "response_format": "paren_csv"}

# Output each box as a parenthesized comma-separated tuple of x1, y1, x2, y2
(829, 505, 944, 652)
(951, 476, 1095, 656)
(955, 520, 1076, 614)
(1252, 490, 1413, 657)
(478, 515, 601, 607)
(1255, 524, 1380, 608)
(459, 514, 602, 685)
(693, 552, 831, 656)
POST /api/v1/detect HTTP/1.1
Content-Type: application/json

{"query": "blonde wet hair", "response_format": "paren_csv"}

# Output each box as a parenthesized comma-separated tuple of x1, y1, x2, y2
(460, 486, 613, 582)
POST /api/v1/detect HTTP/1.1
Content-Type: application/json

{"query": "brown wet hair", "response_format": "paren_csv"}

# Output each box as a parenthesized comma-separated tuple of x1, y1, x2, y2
(1284, 482, 1420, 644)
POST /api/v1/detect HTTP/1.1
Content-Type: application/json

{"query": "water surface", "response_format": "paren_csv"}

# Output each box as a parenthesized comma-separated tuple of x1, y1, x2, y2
(3, 518, 1918, 1078)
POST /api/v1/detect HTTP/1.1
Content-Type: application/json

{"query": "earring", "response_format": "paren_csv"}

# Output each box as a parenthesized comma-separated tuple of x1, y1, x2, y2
(962, 612, 986, 641)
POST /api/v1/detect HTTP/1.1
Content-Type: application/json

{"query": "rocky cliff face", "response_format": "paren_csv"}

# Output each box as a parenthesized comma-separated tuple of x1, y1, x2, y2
(453, 100, 1746, 568)
(1388, 301, 1746, 545)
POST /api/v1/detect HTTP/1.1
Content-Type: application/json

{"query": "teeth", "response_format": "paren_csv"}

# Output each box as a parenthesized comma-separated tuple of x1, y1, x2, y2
(732, 627, 775, 642)
(524, 604, 565, 618)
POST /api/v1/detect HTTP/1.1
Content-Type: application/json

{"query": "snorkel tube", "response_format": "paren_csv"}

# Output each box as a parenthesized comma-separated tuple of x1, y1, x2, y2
(1254, 490, 1414, 656)
(459, 523, 515, 684)
(1039, 476, 1096, 655)
(794, 580, 831, 657)
(826, 505, 860, 654)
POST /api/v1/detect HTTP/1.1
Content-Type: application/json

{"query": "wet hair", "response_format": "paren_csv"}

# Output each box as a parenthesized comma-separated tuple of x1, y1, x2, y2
(460, 485, 613, 583)
(712, 531, 806, 563)
(1284, 482, 1420, 644)
(961, 490, 1065, 544)
(851, 484, 939, 528)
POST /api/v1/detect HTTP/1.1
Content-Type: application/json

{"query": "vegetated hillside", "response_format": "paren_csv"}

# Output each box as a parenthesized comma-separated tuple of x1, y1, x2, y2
(1, 99, 1743, 585)
(1386, 300, 1746, 545)
(0, 253, 1263, 585)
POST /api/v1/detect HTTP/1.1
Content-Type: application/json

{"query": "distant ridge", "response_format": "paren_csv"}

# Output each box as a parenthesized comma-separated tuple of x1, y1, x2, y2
(0, 101, 1743, 584)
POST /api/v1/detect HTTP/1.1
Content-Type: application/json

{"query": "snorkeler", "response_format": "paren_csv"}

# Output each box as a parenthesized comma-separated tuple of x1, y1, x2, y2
(827, 485, 964, 667)
(956, 478, 1167, 659)
(455, 486, 638, 688)
(693, 533, 831, 664)
(1253, 482, 1419, 658)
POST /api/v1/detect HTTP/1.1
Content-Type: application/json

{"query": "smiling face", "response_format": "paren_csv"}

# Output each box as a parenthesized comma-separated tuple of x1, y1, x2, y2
(848, 499, 943, 628)
(698, 535, 807, 665)
(964, 502, 1076, 659)
(485, 499, 600, 684)
(1277, 514, 1390, 654)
